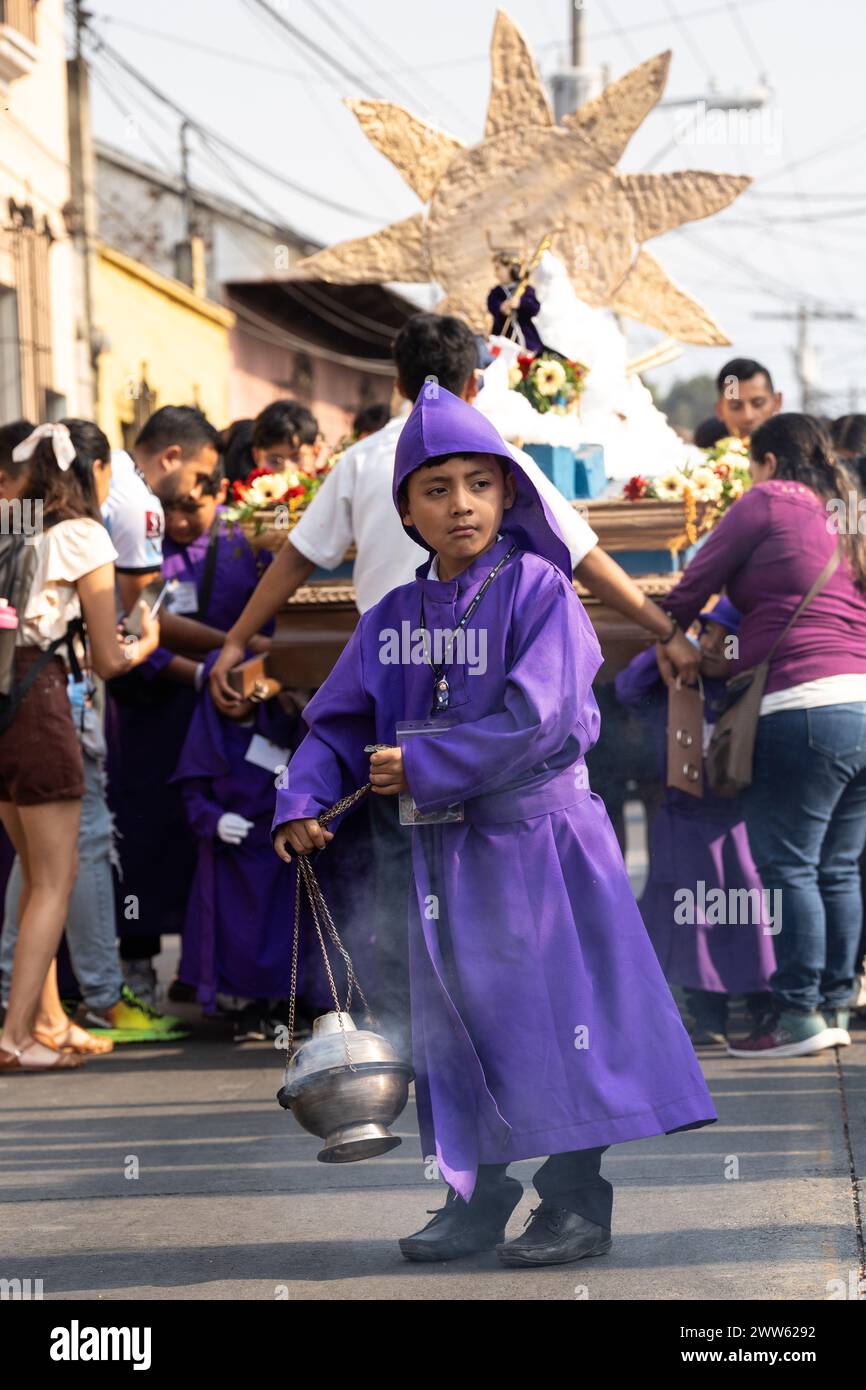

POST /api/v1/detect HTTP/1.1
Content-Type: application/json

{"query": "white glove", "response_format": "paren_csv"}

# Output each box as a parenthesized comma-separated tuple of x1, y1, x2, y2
(217, 813, 253, 845)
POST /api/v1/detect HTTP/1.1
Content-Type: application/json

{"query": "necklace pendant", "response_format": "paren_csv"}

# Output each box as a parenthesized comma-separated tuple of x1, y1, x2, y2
(434, 677, 450, 712)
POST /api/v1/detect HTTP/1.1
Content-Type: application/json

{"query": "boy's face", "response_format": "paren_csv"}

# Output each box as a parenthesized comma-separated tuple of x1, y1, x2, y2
(252, 436, 322, 473)
(715, 373, 781, 439)
(492, 255, 514, 285)
(164, 489, 221, 545)
(697, 622, 733, 681)
(401, 452, 515, 571)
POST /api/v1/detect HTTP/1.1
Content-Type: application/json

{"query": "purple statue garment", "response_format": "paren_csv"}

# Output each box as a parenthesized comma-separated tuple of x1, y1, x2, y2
(273, 387, 716, 1201)
(487, 284, 545, 355)
(171, 667, 303, 1010)
(615, 644, 776, 996)
(107, 514, 273, 940)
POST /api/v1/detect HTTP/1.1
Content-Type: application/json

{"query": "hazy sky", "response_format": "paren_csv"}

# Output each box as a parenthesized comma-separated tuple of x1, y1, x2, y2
(79, 0, 866, 412)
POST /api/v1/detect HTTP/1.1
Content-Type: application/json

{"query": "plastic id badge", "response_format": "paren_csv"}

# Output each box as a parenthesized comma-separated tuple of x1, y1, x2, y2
(395, 719, 464, 826)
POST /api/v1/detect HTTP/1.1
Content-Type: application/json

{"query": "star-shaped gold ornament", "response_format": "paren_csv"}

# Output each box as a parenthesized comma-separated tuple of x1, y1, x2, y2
(297, 10, 751, 346)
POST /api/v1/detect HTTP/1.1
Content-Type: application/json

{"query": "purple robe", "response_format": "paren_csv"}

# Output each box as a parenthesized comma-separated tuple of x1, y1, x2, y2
(615, 647, 775, 996)
(171, 677, 304, 1009)
(107, 515, 272, 939)
(273, 387, 716, 1200)
(487, 284, 545, 354)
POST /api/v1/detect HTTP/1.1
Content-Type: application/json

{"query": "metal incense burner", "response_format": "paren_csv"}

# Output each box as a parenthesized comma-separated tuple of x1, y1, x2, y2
(277, 1012, 412, 1162)
(276, 782, 412, 1163)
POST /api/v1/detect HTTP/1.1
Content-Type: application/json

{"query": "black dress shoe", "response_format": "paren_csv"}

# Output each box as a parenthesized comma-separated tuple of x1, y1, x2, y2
(496, 1202, 612, 1267)
(399, 1179, 523, 1263)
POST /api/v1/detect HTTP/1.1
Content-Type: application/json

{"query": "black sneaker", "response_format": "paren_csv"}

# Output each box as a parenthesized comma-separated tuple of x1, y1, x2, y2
(233, 1002, 269, 1044)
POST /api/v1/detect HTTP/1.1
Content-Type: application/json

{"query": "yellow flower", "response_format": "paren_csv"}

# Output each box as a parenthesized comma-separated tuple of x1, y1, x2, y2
(689, 466, 723, 503)
(655, 470, 687, 500)
(507, 364, 524, 389)
(720, 435, 749, 455)
(534, 359, 567, 397)
(728, 477, 746, 499)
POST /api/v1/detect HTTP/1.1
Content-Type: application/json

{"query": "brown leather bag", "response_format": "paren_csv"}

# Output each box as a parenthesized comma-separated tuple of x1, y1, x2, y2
(667, 676, 705, 798)
(706, 546, 841, 797)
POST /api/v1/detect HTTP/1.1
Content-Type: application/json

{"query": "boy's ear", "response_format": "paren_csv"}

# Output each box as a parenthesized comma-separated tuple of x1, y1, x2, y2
(217, 477, 229, 504)
(502, 469, 517, 511)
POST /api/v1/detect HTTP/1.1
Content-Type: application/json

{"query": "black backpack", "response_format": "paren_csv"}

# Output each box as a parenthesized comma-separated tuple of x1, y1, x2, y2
(0, 531, 84, 736)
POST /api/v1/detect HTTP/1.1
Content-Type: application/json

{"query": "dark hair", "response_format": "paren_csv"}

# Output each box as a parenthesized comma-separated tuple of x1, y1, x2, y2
(716, 358, 774, 395)
(692, 416, 728, 448)
(252, 399, 319, 451)
(832, 414, 866, 457)
(352, 401, 390, 437)
(20, 418, 111, 523)
(750, 412, 866, 588)
(393, 313, 479, 402)
(219, 418, 255, 486)
(0, 419, 36, 477)
(135, 405, 220, 458)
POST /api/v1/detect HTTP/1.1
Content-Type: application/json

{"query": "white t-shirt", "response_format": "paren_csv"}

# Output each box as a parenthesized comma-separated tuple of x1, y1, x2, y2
(102, 450, 164, 573)
(760, 674, 866, 716)
(18, 518, 118, 650)
(289, 410, 599, 614)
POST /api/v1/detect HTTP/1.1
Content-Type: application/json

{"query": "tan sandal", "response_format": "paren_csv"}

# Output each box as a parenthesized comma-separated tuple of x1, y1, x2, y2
(0, 1043, 84, 1071)
(33, 1027, 114, 1056)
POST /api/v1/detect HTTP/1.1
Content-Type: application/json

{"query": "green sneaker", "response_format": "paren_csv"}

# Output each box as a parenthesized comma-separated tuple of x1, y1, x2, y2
(822, 1007, 851, 1046)
(76, 986, 190, 1043)
(727, 1008, 843, 1057)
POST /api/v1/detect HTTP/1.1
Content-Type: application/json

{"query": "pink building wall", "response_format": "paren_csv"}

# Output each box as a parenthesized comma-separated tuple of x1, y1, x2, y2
(227, 324, 394, 447)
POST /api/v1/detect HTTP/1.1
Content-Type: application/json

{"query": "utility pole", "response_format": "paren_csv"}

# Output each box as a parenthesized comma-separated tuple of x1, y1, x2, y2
(174, 119, 206, 296)
(550, 1, 604, 123)
(65, 0, 101, 416)
(753, 305, 856, 411)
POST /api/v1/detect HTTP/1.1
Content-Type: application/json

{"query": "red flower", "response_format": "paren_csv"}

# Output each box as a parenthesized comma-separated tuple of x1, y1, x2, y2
(242, 466, 273, 486)
(285, 484, 306, 498)
(624, 475, 649, 501)
(231, 480, 247, 502)
(517, 352, 535, 380)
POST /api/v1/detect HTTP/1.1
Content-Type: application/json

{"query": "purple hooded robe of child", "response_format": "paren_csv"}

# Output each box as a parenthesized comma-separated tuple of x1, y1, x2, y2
(614, 604, 776, 1001)
(272, 387, 717, 1201)
(171, 656, 305, 1011)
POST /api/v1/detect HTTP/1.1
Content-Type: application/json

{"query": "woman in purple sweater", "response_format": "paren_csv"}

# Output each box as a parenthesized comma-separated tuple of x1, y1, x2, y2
(660, 414, 866, 1058)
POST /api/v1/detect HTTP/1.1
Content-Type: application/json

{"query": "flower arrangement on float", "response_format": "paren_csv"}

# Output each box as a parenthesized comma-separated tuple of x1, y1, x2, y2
(225, 444, 344, 533)
(621, 435, 751, 552)
(491, 346, 588, 415)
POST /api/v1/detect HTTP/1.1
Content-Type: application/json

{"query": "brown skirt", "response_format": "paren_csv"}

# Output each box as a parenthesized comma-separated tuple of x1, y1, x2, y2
(0, 649, 85, 805)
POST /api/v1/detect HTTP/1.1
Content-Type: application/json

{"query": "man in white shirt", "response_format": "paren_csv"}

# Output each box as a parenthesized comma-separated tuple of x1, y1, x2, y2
(210, 314, 699, 707)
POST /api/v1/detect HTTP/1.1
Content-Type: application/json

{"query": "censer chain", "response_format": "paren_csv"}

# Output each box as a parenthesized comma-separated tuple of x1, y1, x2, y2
(285, 782, 373, 1076)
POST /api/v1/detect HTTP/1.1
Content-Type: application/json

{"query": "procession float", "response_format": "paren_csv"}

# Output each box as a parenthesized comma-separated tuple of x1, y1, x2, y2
(238, 10, 752, 684)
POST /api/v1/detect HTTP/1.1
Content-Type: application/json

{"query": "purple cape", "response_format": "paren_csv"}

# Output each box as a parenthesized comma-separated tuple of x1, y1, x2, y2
(274, 391, 716, 1199)
(615, 646, 775, 995)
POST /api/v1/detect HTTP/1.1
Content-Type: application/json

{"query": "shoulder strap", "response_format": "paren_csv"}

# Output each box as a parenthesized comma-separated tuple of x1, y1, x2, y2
(3, 616, 84, 714)
(195, 524, 221, 622)
(764, 544, 841, 666)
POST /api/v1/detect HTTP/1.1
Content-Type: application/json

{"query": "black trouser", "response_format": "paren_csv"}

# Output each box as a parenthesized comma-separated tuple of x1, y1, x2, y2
(684, 987, 770, 1031)
(471, 1146, 613, 1230)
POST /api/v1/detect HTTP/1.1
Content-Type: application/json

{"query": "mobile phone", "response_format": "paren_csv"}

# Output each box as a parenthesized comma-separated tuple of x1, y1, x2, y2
(122, 578, 175, 637)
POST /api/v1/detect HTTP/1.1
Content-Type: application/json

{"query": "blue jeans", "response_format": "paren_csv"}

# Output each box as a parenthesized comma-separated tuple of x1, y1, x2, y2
(742, 703, 866, 1012)
(1, 753, 123, 1011)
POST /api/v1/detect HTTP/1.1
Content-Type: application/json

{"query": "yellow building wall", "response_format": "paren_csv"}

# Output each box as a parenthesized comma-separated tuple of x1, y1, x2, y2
(94, 244, 235, 448)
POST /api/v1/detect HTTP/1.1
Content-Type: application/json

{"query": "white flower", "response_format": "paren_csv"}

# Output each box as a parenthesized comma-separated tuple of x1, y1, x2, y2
(728, 477, 746, 499)
(507, 364, 524, 389)
(655, 470, 687, 500)
(689, 465, 723, 503)
(534, 360, 567, 397)
(722, 435, 749, 454)
(246, 474, 288, 507)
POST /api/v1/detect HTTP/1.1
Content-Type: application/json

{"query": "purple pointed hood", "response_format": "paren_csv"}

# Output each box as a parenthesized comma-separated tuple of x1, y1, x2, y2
(393, 385, 572, 578)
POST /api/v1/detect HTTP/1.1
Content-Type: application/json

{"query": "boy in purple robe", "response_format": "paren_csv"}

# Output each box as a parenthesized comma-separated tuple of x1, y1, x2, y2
(614, 599, 775, 1045)
(272, 386, 716, 1268)
(170, 657, 308, 1037)
(487, 250, 546, 354)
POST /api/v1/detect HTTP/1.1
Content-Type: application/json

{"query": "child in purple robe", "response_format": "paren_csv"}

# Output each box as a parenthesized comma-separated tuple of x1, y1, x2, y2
(272, 386, 716, 1268)
(171, 656, 308, 1039)
(614, 599, 775, 1046)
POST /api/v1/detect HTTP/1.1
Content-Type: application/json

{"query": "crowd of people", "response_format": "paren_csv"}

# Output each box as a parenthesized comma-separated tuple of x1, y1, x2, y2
(1, 313, 865, 1262)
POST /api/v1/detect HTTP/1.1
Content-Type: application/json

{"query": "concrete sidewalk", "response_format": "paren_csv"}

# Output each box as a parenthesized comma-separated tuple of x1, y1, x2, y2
(1, 1003, 863, 1301)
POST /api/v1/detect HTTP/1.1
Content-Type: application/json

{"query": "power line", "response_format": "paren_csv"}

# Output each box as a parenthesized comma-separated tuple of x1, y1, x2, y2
(662, 0, 716, 84)
(77, 15, 382, 224)
(243, 0, 382, 100)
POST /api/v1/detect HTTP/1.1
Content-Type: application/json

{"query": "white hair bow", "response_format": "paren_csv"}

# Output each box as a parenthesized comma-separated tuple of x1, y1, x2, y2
(11, 422, 76, 472)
